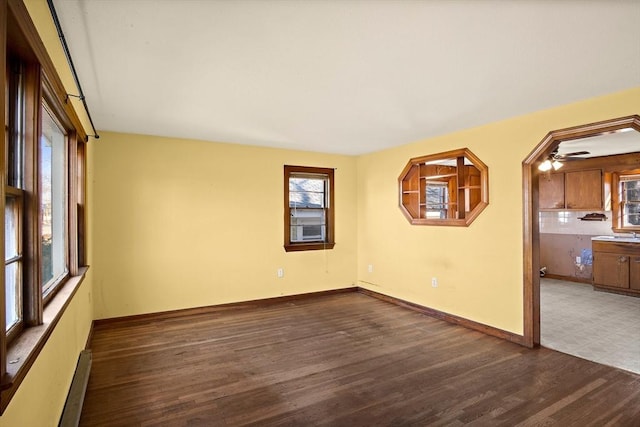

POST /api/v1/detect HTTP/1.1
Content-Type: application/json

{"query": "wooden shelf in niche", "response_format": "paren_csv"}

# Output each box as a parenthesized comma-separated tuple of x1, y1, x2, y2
(420, 202, 458, 206)
(398, 148, 489, 226)
(421, 173, 458, 180)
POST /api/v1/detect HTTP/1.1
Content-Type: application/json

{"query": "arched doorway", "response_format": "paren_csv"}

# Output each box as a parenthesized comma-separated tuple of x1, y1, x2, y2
(521, 115, 640, 348)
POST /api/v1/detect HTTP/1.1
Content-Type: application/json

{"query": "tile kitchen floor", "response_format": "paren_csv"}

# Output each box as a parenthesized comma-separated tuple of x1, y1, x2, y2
(541, 278, 640, 374)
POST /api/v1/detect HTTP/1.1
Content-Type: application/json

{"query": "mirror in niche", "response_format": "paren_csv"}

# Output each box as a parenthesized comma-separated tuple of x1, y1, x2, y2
(398, 148, 488, 226)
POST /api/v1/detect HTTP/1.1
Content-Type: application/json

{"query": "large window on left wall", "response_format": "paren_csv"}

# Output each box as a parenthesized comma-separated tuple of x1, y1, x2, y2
(1, 0, 88, 413)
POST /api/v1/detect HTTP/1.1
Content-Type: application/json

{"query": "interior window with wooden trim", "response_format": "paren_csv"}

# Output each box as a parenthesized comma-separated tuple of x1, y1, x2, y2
(612, 171, 640, 232)
(284, 165, 335, 252)
(398, 148, 489, 226)
(1, 0, 88, 413)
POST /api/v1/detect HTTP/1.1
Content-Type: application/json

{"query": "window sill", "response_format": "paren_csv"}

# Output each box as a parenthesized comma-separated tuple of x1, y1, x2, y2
(612, 228, 640, 234)
(0, 266, 89, 413)
(284, 242, 335, 252)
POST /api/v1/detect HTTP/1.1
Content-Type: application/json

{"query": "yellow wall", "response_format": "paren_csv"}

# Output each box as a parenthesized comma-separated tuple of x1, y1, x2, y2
(0, 272, 94, 426)
(357, 87, 640, 335)
(90, 132, 358, 319)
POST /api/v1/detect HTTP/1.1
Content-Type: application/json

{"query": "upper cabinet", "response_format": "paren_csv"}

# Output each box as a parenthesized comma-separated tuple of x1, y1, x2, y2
(539, 173, 565, 209)
(565, 170, 603, 209)
(399, 148, 488, 226)
(539, 169, 603, 210)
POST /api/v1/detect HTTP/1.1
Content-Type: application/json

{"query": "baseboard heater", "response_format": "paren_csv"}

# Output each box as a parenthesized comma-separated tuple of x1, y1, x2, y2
(59, 349, 92, 427)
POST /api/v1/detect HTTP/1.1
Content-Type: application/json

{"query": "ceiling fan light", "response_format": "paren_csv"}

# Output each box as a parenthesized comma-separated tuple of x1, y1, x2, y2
(552, 160, 563, 170)
(538, 159, 552, 172)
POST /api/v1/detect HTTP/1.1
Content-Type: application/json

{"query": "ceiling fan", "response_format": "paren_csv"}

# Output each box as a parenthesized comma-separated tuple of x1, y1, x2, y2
(552, 148, 590, 161)
(538, 148, 590, 171)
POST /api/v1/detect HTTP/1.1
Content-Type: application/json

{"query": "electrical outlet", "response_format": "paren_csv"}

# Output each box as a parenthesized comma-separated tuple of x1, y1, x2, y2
(576, 256, 581, 264)
(432, 277, 438, 288)
(277, 268, 284, 278)
(368, 264, 373, 273)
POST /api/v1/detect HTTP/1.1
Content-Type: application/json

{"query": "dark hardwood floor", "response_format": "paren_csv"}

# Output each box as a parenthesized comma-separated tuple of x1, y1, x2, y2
(80, 292, 640, 426)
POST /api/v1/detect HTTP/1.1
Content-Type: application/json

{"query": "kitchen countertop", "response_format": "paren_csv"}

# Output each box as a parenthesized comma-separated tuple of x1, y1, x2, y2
(592, 235, 640, 243)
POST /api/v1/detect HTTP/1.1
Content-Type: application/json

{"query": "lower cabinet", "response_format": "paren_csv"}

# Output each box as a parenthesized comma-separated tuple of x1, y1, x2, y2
(631, 255, 640, 291)
(592, 241, 640, 294)
(593, 252, 630, 288)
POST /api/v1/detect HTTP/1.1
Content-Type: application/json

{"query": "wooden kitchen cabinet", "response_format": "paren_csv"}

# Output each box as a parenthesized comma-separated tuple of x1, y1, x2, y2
(593, 252, 629, 288)
(565, 170, 603, 209)
(592, 240, 640, 295)
(539, 169, 603, 210)
(539, 173, 565, 209)
(631, 256, 640, 291)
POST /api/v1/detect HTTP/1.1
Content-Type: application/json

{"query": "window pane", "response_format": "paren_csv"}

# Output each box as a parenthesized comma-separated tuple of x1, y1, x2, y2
(7, 60, 25, 188)
(289, 177, 326, 208)
(622, 179, 640, 227)
(290, 209, 326, 242)
(623, 203, 640, 227)
(426, 181, 449, 219)
(6, 59, 25, 332)
(41, 109, 67, 292)
(623, 179, 640, 202)
(5, 262, 21, 331)
(5, 197, 19, 260)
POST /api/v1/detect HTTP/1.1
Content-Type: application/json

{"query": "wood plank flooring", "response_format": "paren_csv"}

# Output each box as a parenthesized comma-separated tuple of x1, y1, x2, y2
(80, 292, 640, 426)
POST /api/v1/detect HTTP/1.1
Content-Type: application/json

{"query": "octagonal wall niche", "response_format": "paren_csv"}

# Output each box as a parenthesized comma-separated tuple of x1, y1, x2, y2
(398, 148, 489, 226)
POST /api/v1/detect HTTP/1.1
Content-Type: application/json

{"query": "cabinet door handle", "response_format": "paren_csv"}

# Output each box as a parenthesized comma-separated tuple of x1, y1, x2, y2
(619, 257, 628, 263)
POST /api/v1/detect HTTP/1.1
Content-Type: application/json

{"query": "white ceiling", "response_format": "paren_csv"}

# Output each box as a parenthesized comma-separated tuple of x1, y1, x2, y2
(558, 129, 640, 159)
(52, 0, 640, 155)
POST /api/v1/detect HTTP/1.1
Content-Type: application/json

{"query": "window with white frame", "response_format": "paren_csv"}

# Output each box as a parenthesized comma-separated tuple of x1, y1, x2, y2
(617, 174, 640, 229)
(40, 106, 68, 296)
